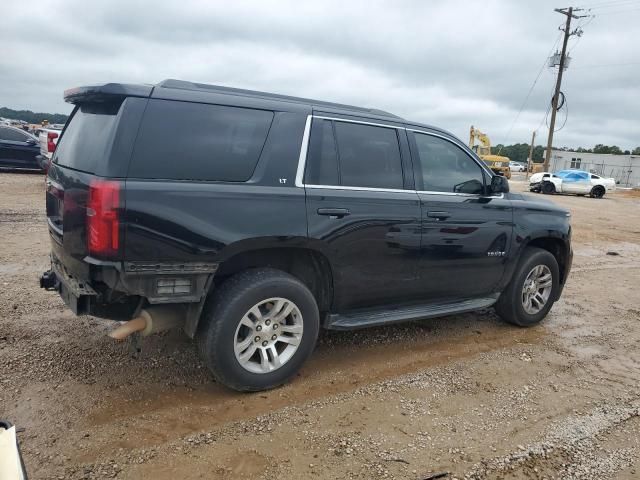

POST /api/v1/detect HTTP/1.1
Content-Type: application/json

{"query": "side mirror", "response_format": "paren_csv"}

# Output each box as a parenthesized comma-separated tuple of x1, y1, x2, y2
(490, 175, 509, 194)
(25, 138, 37, 145)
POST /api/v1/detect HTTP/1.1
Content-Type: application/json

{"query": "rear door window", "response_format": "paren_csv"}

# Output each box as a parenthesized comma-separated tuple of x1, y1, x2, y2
(129, 100, 274, 181)
(304, 119, 339, 186)
(333, 121, 404, 189)
(304, 119, 405, 190)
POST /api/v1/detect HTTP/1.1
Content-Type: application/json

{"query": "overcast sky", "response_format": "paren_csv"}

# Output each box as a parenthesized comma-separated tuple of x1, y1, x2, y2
(2, 0, 639, 149)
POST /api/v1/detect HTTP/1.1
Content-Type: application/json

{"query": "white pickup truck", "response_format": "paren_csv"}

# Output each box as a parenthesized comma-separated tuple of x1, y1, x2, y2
(529, 169, 616, 198)
(37, 126, 63, 171)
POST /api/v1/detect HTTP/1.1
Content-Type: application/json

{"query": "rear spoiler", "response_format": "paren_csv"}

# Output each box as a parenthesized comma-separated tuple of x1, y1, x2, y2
(64, 83, 153, 104)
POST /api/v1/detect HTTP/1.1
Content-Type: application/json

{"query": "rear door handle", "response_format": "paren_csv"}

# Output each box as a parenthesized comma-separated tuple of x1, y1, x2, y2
(317, 208, 350, 218)
(427, 211, 451, 220)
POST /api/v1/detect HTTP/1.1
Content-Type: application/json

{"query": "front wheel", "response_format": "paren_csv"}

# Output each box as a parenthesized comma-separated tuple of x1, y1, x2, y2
(541, 181, 556, 194)
(495, 247, 560, 327)
(590, 185, 605, 198)
(197, 268, 320, 392)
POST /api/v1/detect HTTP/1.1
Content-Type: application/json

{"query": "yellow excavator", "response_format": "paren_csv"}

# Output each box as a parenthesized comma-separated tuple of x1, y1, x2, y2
(469, 126, 511, 179)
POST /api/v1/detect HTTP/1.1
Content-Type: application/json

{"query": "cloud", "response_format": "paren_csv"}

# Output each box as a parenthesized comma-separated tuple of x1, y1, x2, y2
(1, 0, 638, 149)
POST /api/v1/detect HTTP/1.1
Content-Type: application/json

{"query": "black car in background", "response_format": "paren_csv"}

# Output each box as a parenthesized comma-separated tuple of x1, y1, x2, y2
(0, 125, 42, 170)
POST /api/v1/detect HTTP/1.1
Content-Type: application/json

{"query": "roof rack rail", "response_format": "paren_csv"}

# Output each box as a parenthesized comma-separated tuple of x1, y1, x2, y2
(157, 79, 401, 119)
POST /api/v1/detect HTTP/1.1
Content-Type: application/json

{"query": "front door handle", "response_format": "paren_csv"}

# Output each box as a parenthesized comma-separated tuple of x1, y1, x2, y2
(317, 208, 350, 218)
(427, 211, 451, 220)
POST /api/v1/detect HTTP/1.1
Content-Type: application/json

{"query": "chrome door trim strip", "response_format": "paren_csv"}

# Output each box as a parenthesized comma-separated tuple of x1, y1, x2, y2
(294, 114, 313, 188)
(313, 115, 405, 130)
(305, 184, 416, 194)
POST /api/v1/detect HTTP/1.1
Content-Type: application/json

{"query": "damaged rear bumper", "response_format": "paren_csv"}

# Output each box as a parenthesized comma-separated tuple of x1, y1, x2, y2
(40, 256, 97, 315)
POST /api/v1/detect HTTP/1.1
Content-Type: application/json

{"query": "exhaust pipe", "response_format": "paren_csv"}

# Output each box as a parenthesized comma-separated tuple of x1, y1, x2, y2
(109, 305, 185, 341)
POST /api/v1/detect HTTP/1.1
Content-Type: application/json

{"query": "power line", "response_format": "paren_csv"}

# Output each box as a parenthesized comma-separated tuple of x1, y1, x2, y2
(577, 0, 639, 9)
(593, 6, 640, 14)
(535, 80, 559, 133)
(547, 92, 569, 132)
(537, 105, 552, 133)
(571, 61, 640, 68)
(496, 32, 563, 154)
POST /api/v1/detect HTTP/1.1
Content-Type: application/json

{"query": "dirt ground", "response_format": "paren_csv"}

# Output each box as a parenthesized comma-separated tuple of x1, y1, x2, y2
(1, 171, 639, 480)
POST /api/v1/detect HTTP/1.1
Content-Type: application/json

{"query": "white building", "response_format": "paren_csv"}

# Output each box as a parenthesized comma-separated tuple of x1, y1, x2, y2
(547, 150, 640, 187)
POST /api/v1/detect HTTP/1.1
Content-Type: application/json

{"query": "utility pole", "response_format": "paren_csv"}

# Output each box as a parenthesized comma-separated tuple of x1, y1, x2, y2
(543, 6, 587, 171)
(526, 130, 536, 180)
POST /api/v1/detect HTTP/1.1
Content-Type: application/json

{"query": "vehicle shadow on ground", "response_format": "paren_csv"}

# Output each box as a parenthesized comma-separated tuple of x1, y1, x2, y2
(5, 293, 545, 403)
(8, 307, 533, 392)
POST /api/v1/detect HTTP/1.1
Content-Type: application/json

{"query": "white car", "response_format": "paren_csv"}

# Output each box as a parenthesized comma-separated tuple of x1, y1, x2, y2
(529, 169, 616, 198)
(509, 161, 526, 172)
(37, 126, 63, 171)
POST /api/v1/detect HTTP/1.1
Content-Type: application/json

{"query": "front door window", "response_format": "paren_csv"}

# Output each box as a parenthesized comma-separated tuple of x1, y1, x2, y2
(413, 133, 486, 194)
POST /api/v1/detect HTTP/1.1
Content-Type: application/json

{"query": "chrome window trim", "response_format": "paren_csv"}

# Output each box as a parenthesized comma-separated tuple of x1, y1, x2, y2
(417, 190, 505, 199)
(313, 115, 405, 130)
(295, 115, 503, 198)
(305, 184, 416, 194)
(294, 114, 313, 188)
(296, 114, 407, 191)
(417, 190, 474, 197)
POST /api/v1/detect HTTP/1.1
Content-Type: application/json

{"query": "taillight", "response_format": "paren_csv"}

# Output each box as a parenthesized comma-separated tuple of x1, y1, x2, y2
(87, 180, 120, 257)
(47, 131, 58, 153)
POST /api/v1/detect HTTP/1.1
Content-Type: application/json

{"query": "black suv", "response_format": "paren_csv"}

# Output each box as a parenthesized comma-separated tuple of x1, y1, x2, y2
(40, 80, 572, 391)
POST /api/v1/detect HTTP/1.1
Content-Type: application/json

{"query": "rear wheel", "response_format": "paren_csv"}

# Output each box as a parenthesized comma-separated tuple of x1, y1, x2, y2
(495, 247, 559, 327)
(197, 268, 320, 392)
(541, 181, 556, 194)
(590, 185, 605, 198)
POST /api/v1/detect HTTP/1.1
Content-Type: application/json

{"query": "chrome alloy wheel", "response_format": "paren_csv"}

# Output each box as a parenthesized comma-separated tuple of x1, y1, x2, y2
(521, 265, 553, 315)
(234, 297, 304, 374)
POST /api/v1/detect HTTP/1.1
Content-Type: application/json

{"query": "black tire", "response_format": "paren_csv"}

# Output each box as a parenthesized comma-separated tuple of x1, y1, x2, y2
(197, 268, 319, 392)
(541, 181, 556, 194)
(495, 247, 560, 327)
(590, 185, 605, 198)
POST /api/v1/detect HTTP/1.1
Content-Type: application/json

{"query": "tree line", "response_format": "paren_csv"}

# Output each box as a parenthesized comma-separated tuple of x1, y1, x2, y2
(0, 107, 69, 125)
(491, 143, 640, 163)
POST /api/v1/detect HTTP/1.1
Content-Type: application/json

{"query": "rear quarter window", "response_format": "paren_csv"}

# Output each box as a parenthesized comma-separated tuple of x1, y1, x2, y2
(129, 100, 274, 181)
(53, 102, 121, 173)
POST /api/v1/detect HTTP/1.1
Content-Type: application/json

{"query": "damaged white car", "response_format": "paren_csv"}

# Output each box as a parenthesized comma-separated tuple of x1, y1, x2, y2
(529, 169, 616, 198)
